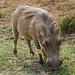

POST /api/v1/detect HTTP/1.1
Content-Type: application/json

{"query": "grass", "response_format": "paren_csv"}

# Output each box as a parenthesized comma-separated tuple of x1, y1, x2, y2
(0, 12, 3, 18)
(42, 0, 54, 2)
(0, 25, 75, 75)
(0, 1, 75, 74)
(57, 1, 75, 11)
(0, 11, 11, 22)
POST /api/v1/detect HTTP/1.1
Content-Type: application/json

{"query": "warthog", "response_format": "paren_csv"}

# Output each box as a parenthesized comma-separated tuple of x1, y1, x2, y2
(12, 5, 63, 70)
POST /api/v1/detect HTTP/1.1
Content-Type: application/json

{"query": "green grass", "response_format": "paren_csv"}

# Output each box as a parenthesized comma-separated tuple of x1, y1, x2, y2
(0, 12, 3, 18)
(0, 26, 75, 75)
(0, 11, 11, 22)
(0, 13, 75, 74)
(0, 0, 75, 74)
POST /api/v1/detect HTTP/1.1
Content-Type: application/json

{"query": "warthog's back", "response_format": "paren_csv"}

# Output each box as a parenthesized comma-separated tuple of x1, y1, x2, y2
(12, 5, 53, 40)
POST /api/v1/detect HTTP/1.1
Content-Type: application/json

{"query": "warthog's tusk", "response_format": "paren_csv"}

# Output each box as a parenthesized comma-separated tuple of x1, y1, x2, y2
(34, 47, 46, 59)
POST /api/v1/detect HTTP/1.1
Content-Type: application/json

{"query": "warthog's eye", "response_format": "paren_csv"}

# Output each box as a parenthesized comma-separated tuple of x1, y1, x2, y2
(42, 40, 50, 47)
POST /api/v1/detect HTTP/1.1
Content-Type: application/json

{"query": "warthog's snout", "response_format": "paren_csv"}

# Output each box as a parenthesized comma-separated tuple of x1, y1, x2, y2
(47, 58, 63, 71)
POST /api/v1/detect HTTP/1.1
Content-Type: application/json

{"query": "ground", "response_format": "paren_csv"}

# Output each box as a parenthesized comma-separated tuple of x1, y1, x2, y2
(0, 0, 75, 75)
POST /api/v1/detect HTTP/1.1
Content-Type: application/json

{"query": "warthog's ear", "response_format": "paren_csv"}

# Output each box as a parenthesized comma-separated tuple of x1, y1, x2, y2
(54, 24, 59, 36)
(56, 27, 59, 36)
(49, 22, 59, 36)
(49, 21, 56, 34)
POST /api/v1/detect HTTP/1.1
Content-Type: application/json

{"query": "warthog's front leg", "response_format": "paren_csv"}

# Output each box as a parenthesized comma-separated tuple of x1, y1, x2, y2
(33, 39, 44, 64)
(13, 27, 19, 54)
(26, 39, 34, 56)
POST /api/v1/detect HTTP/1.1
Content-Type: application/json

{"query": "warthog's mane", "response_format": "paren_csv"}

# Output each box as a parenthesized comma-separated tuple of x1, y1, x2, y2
(19, 5, 57, 34)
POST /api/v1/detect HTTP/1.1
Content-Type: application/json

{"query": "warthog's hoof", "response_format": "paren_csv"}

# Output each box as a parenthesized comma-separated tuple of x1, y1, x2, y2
(39, 59, 44, 65)
(30, 51, 34, 56)
(13, 50, 17, 54)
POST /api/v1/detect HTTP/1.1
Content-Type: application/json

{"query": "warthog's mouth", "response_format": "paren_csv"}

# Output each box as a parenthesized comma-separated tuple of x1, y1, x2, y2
(51, 67, 59, 71)
(47, 58, 63, 71)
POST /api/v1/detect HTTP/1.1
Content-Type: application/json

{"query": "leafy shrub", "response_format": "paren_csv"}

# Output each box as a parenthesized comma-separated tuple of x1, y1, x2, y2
(58, 14, 75, 34)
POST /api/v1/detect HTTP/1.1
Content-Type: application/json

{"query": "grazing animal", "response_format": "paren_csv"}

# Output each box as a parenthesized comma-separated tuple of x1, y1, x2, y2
(12, 5, 63, 70)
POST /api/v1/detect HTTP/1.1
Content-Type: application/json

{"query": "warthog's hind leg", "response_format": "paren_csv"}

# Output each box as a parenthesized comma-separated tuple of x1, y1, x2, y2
(26, 39, 34, 56)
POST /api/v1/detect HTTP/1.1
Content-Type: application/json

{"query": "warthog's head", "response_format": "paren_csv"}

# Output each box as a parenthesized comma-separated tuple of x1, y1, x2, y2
(39, 21, 63, 70)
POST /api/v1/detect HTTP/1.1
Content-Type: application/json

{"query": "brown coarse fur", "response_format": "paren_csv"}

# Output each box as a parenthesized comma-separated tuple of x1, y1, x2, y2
(12, 5, 63, 70)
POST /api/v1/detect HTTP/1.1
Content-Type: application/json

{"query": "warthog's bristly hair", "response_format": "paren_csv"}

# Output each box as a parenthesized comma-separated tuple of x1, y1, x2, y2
(12, 5, 62, 70)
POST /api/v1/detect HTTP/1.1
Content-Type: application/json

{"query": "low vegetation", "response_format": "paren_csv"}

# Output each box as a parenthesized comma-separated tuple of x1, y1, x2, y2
(0, 12, 3, 18)
(0, 11, 11, 19)
(58, 14, 75, 34)
(0, 25, 75, 75)
(0, 0, 75, 74)
(57, 1, 75, 11)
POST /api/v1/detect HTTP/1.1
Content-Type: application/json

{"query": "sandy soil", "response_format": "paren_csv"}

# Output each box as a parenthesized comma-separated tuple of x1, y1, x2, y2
(0, 0, 75, 19)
